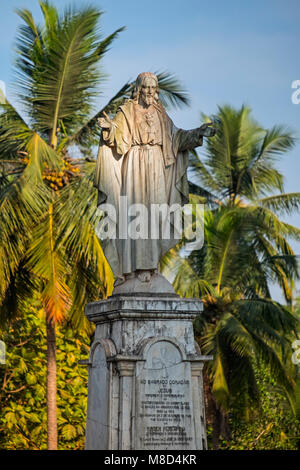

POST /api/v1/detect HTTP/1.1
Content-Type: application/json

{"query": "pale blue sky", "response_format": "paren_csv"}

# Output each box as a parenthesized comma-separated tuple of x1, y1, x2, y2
(0, 0, 299, 299)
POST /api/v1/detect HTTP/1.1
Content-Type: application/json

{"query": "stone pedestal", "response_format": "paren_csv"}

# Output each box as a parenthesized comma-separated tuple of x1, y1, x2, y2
(84, 294, 211, 450)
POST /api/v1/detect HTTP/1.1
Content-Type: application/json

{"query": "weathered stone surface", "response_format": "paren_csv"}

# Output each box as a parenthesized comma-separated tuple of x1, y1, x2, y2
(85, 342, 109, 450)
(113, 272, 176, 295)
(135, 339, 195, 449)
(85, 339, 116, 450)
(84, 295, 211, 450)
(86, 294, 202, 356)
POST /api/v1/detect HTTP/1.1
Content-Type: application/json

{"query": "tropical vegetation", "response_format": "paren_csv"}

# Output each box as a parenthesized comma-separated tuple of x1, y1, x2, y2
(161, 105, 300, 448)
(0, 0, 190, 450)
(0, 0, 299, 451)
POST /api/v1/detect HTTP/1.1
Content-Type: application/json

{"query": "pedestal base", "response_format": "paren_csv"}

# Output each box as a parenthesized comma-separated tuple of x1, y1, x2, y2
(84, 294, 211, 450)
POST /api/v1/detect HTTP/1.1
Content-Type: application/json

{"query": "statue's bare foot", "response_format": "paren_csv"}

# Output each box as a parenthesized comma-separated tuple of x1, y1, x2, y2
(137, 270, 152, 283)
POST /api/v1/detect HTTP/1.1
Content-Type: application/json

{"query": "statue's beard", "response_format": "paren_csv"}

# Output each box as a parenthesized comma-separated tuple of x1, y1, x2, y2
(141, 94, 156, 106)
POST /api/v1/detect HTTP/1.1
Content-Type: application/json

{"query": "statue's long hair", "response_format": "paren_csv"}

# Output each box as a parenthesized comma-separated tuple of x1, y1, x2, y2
(131, 72, 159, 104)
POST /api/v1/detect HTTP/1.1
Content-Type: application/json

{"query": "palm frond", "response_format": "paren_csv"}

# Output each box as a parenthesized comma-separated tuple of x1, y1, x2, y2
(0, 262, 38, 327)
(0, 179, 47, 303)
(155, 71, 190, 109)
(188, 149, 224, 200)
(254, 125, 295, 164)
(26, 200, 71, 322)
(0, 101, 32, 159)
(258, 193, 300, 215)
(93, 27, 125, 60)
(15, 5, 107, 138)
(55, 175, 114, 296)
(25, 132, 61, 182)
(39, 0, 59, 37)
(65, 81, 133, 149)
(236, 298, 298, 341)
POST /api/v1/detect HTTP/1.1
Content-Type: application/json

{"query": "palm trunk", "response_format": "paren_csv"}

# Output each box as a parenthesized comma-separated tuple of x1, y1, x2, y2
(204, 376, 221, 449)
(46, 317, 57, 450)
(203, 369, 231, 449)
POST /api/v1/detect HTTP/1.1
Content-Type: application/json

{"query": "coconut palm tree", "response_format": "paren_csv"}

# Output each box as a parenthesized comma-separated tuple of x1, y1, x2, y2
(161, 105, 300, 448)
(0, 1, 189, 449)
(163, 206, 299, 448)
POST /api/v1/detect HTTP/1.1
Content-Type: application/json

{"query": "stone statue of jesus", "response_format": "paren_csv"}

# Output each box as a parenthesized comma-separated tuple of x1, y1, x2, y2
(94, 72, 216, 293)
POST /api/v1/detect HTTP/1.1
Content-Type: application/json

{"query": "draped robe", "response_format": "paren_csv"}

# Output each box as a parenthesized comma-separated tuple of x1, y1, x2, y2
(94, 99, 203, 278)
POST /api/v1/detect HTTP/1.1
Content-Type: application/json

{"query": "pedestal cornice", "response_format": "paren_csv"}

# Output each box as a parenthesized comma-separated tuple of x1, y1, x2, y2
(85, 294, 203, 324)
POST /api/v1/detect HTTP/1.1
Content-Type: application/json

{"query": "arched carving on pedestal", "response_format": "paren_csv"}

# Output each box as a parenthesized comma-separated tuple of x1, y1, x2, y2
(88, 338, 116, 367)
(137, 336, 187, 362)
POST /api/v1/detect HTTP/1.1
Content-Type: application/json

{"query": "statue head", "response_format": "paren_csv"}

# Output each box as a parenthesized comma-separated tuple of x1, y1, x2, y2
(132, 72, 159, 107)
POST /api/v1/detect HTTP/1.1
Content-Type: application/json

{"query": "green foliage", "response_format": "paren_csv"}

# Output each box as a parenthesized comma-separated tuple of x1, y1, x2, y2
(0, 302, 90, 450)
(191, 105, 296, 202)
(214, 365, 300, 450)
(15, 2, 124, 138)
(162, 104, 300, 448)
(0, 1, 191, 450)
(0, 1, 120, 327)
(0, 1, 190, 327)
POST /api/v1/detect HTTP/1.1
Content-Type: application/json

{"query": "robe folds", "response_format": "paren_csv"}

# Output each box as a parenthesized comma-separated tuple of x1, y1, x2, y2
(94, 99, 203, 278)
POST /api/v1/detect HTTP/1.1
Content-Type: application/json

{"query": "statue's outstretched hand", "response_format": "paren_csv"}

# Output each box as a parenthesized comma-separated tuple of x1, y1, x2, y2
(98, 111, 112, 129)
(199, 122, 217, 137)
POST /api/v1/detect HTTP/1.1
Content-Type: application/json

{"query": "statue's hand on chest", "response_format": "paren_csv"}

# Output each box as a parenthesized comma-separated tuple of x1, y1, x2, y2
(138, 111, 158, 144)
